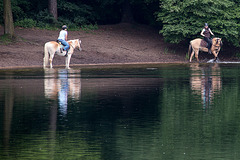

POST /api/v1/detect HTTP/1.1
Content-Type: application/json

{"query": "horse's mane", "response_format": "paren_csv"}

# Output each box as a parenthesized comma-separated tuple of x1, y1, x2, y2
(212, 37, 222, 46)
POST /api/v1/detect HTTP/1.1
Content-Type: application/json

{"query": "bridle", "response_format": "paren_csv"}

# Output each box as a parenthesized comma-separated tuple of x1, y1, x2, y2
(212, 38, 222, 53)
(69, 40, 81, 49)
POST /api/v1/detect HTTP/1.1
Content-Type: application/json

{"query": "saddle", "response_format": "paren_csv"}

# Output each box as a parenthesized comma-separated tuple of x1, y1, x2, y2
(56, 40, 64, 49)
(200, 39, 208, 48)
(56, 40, 68, 56)
(200, 38, 212, 48)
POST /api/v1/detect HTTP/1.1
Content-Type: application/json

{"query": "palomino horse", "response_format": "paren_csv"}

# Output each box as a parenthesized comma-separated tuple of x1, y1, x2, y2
(43, 39, 82, 69)
(188, 37, 222, 62)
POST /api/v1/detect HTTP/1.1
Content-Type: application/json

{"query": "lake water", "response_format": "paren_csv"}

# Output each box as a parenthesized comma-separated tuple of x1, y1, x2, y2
(1, 63, 240, 160)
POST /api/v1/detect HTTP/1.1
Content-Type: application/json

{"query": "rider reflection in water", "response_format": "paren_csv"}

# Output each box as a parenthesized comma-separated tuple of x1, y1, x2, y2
(58, 69, 69, 116)
(200, 23, 214, 54)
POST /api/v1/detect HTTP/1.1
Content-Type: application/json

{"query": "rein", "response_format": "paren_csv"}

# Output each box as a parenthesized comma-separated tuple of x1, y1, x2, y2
(212, 39, 221, 50)
(68, 40, 75, 49)
(211, 38, 222, 54)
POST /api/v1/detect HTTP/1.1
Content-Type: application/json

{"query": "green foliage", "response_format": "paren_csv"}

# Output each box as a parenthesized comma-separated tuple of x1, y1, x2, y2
(11, 0, 29, 21)
(14, 18, 37, 28)
(36, 9, 57, 24)
(157, 0, 240, 47)
(58, 0, 96, 26)
(235, 52, 240, 59)
(81, 24, 99, 31)
(0, 0, 160, 29)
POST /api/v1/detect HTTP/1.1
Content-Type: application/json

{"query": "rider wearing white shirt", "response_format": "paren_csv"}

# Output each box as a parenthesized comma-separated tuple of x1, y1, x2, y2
(58, 25, 70, 55)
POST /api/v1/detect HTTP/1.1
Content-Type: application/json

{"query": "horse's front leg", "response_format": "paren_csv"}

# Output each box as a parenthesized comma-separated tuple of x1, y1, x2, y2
(212, 51, 218, 62)
(65, 54, 72, 69)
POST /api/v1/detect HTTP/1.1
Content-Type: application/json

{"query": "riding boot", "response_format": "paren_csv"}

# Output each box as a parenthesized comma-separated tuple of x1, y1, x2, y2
(208, 49, 212, 54)
(60, 48, 63, 53)
(64, 50, 68, 57)
(208, 43, 212, 54)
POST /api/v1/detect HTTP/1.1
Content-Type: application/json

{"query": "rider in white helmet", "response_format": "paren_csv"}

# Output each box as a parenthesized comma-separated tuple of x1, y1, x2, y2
(201, 23, 214, 54)
(58, 25, 70, 56)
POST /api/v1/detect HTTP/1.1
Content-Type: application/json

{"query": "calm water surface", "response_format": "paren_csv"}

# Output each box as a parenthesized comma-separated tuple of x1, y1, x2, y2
(1, 63, 240, 160)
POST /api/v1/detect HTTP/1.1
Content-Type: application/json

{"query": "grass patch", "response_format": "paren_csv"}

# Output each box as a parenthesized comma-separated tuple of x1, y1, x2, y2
(185, 52, 189, 60)
(0, 34, 16, 45)
(162, 47, 176, 55)
(80, 24, 98, 32)
(235, 52, 240, 59)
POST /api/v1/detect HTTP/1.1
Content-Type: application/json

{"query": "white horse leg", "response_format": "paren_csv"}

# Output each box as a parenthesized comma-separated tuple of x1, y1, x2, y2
(195, 49, 199, 62)
(43, 45, 49, 68)
(43, 58, 46, 68)
(65, 54, 72, 69)
(43, 56, 49, 68)
(49, 54, 54, 68)
(190, 51, 195, 62)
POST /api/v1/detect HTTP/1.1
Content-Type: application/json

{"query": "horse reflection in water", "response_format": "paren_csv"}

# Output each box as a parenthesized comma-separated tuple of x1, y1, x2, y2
(190, 63, 222, 108)
(44, 68, 81, 115)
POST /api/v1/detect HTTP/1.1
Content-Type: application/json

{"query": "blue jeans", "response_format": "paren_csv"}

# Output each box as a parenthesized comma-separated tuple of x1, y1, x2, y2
(58, 39, 70, 51)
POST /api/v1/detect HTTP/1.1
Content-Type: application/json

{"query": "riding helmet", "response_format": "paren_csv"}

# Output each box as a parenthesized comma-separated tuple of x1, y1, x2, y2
(204, 23, 208, 27)
(62, 25, 68, 30)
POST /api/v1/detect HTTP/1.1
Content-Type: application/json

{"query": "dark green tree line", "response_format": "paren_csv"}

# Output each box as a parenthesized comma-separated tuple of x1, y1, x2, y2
(1, 0, 240, 47)
(0, 0, 159, 26)
(157, 0, 240, 47)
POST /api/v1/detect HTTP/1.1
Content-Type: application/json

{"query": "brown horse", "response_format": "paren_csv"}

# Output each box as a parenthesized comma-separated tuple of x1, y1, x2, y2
(188, 37, 222, 62)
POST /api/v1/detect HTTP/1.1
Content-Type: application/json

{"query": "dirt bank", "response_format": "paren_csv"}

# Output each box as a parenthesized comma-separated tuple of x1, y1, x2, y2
(1, 23, 219, 69)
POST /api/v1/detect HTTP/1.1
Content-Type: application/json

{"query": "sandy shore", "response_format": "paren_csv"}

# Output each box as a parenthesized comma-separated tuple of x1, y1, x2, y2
(1, 23, 225, 70)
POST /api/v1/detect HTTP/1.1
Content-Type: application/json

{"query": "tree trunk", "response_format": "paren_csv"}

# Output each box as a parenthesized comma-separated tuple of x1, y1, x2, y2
(3, 0, 14, 37)
(121, 0, 134, 23)
(48, 0, 58, 20)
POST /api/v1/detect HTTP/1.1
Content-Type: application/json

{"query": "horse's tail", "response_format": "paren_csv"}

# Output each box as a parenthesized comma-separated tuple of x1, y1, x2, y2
(188, 42, 193, 59)
(43, 43, 49, 68)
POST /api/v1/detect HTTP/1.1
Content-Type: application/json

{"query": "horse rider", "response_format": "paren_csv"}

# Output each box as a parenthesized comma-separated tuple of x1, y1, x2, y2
(58, 25, 70, 56)
(200, 23, 214, 54)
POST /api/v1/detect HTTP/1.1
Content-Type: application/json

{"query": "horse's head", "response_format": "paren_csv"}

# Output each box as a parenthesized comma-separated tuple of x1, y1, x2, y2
(75, 39, 82, 51)
(212, 37, 222, 47)
(211, 38, 222, 57)
(71, 39, 82, 51)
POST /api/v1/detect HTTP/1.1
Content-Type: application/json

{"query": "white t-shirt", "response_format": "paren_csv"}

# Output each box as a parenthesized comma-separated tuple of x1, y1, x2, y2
(58, 30, 68, 40)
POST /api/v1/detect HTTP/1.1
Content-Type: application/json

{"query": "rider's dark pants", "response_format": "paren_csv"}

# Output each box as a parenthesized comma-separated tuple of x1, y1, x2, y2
(204, 37, 212, 50)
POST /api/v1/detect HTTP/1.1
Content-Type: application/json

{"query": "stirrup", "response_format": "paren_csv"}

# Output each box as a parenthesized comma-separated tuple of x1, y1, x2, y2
(64, 51, 68, 57)
(60, 48, 63, 53)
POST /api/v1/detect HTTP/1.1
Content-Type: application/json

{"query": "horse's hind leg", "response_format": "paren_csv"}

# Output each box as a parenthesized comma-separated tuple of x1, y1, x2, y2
(195, 49, 200, 62)
(189, 51, 194, 62)
(43, 45, 49, 68)
(43, 58, 46, 68)
(49, 54, 55, 68)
